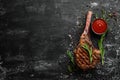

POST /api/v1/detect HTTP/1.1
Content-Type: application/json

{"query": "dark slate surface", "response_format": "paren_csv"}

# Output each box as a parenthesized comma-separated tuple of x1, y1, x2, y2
(0, 0, 120, 80)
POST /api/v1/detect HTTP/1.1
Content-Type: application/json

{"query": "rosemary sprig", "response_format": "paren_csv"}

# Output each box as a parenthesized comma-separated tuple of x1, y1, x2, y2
(67, 65, 73, 72)
(98, 31, 107, 65)
(66, 50, 75, 72)
(101, 9, 106, 20)
(66, 50, 74, 64)
(82, 44, 93, 63)
(95, 13, 98, 19)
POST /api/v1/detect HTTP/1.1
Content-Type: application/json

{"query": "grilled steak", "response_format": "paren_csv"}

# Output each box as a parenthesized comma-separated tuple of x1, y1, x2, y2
(74, 11, 101, 70)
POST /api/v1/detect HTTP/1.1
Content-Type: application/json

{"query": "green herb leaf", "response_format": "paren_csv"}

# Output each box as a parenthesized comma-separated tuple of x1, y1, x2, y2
(67, 65, 72, 72)
(66, 50, 74, 64)
(101, 9, 106, 20)
(95, 13, 98, 19)
(101, 49, 105, 64)
(82, 44, 93, 63)
(89, 47, 93, 63)
(98, 31, 107, 65)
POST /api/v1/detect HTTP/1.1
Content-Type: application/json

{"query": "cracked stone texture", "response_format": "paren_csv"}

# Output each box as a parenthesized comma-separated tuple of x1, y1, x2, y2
(0, 0, 120, 80)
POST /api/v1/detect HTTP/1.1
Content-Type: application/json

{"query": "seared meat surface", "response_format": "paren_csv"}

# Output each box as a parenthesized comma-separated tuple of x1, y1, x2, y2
(74, 11, 101, 70)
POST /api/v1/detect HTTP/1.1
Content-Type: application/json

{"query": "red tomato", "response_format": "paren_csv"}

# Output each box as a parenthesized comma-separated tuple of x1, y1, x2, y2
(92, 19, 107, 35)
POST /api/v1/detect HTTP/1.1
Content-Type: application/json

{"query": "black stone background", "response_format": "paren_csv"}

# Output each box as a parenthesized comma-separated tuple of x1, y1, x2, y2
(0, 0, 120, 80)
